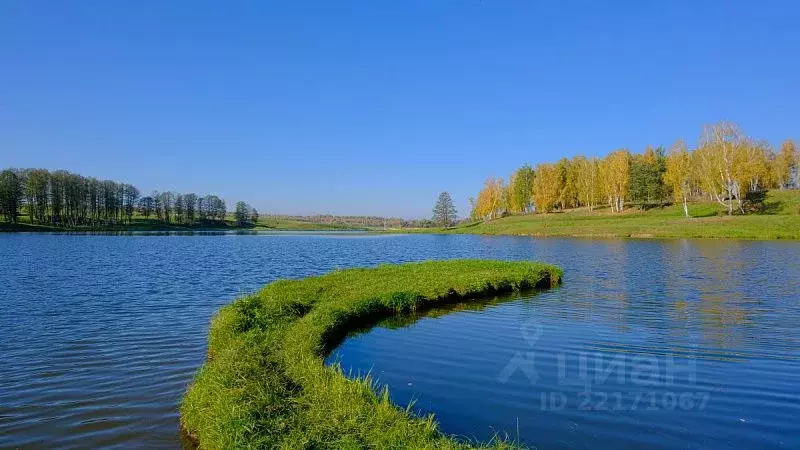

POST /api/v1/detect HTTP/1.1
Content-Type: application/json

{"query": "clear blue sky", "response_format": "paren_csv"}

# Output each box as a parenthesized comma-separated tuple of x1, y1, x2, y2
(2, 1, 798, 218)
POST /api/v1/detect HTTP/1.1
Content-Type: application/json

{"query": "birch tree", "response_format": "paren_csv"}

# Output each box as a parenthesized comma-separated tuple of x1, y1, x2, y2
(665, 140, 692, 217)
(473, 177, 506, 220)
(600, 149, 631, 212)
(532, 164, 560, 213)
(774, 139, 797, 189)
(695, 121, 744, 215)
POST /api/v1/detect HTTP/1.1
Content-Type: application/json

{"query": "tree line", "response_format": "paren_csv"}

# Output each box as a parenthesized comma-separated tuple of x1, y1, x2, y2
(471, 121, 798, 220)
(0, 167, 248, 227)
(269, 214, 443, 229)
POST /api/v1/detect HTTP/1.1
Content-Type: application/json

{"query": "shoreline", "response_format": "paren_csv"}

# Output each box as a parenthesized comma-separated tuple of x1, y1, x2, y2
(380, 201, 800, 240)
(0, 222, 363, 234)
(379, 227, 800, 241)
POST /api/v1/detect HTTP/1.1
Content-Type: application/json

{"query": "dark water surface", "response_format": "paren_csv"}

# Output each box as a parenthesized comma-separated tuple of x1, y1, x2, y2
(2, 233, 799, 448)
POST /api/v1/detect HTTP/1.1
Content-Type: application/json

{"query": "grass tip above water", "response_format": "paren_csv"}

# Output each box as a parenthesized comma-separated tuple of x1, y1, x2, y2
(180, 259, 562, 449)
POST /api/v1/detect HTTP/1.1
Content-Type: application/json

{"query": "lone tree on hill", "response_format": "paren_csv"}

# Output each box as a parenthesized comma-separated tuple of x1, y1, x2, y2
(432, 191, 457, 227)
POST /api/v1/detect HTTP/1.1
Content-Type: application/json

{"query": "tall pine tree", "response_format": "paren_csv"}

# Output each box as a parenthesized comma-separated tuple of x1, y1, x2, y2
(432, 191, 457, 227)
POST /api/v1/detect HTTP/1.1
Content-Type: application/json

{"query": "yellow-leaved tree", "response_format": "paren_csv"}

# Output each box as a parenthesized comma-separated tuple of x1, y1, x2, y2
(532, 164, 560, 213)
(773, 139, 797, 189)
(573, 155, 600, 211)
(733, 139, 774, 208)
(556, 157, 578, 209)
(692, 121, 747, 215)
(473, 177, 506, 221)
(600, 149, 631, 212)
(664, 139, 693, 217)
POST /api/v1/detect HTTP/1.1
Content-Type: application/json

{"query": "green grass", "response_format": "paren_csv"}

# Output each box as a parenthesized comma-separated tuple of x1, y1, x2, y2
(406, 190, 800, 240)
(0, 215, 359, 232)
(181, 260, 562, 449)
(251, 218, 358, 231)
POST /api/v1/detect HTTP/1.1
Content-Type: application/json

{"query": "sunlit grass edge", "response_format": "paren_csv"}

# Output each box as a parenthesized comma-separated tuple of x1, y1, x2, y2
(180, 259, 562, 449)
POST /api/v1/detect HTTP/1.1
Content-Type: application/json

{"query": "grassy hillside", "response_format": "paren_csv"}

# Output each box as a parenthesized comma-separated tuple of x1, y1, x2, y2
(181, 260, 562, 449)
(416, 190, 800, 240)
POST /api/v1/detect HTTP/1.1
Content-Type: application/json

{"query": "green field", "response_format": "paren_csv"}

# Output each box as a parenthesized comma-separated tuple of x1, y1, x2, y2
(410, 190, 800, 240)
(0, 215, 358, 233)
(180, 260, 562, 449)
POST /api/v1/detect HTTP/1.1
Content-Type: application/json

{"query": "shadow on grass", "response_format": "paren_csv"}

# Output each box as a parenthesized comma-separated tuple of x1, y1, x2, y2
(692, 209, 719, 218)
(453, 221, 484, 230)
(757, 200, 784, 215)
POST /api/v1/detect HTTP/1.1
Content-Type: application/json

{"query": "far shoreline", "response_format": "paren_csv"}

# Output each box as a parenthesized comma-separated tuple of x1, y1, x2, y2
(378, 191, 800, 241)
(0, 219, 363, 234)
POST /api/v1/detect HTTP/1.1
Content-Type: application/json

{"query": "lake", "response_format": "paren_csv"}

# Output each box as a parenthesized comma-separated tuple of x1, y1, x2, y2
(2, 233, 799, 448)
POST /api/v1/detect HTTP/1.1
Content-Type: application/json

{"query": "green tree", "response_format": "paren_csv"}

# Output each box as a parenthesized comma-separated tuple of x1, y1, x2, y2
(432, 191, 457, 226)
(508, 165, 535, 214)
(25, 169, 50, 224)
(158, 191, 173, 223)
(234, 201, 251, 226)
(0, 169, 23, 223)
(184, 193, 198, 223)
(174, 194, 186, 224)
(123, 184, 140, 223)
(138, 196, 154, 218)
(629, 146, 667, 208)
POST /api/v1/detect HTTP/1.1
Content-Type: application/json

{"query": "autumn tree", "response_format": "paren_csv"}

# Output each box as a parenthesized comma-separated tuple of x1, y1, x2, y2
(473, 177, 506, 220)
(574, 156, 600, 211)
(532, 164, 560, 213)
(732, 139, 776, 212)
(600, 149, 631, 212)
(555, 158, 577, 209)
(432, 191, 458, 226)
(734, 140, 773, 192)
(694, 121, 745, 215)
(665, 140, 692, 217)
(774, 139, 797, 189)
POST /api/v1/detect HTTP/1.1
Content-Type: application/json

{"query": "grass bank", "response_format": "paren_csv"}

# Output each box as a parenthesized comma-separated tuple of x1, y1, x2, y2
(0, 216, 358, 233)
(405, 190, 800, 240)
(181, 260, 562, 449)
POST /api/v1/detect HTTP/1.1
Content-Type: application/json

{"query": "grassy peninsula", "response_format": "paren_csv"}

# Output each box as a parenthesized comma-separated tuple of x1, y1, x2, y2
(411, 190, 800, 240)
(181, 260, 562, 449)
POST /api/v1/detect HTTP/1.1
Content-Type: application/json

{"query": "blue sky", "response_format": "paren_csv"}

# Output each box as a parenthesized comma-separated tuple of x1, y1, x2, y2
(1, 1, 798, 218)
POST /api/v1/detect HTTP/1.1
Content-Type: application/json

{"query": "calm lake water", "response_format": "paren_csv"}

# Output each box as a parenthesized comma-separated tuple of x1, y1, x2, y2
(2, 233, 799, 448)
